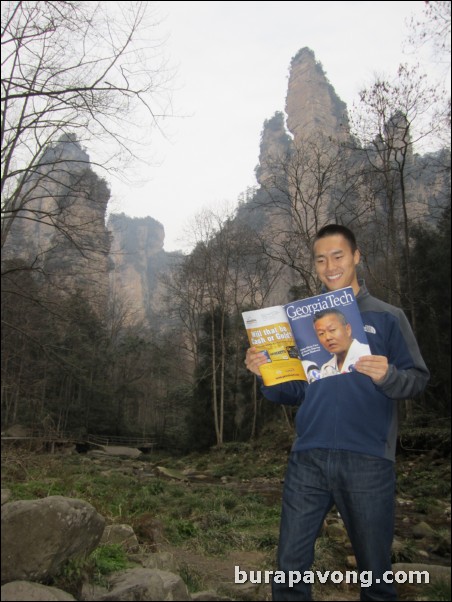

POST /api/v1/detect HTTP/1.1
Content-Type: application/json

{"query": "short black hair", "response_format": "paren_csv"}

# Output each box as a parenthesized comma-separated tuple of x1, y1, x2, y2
(313, 224, 358, 253)
(313, 308, 348, 326)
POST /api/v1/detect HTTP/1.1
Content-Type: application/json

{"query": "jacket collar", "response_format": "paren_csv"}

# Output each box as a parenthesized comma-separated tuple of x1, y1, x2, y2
(356, 279, 369, 299)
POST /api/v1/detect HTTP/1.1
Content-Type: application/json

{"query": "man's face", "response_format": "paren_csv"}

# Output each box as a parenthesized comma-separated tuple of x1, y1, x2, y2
(313, 234, 360, 294)
(314, 314, 352, 356)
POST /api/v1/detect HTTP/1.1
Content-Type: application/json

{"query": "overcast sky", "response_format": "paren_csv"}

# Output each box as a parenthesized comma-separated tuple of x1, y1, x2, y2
(106, 1, 446, 252)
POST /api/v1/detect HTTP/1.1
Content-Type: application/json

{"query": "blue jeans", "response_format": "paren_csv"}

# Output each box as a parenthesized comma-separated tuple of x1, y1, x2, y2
(273, 449, 397, 601)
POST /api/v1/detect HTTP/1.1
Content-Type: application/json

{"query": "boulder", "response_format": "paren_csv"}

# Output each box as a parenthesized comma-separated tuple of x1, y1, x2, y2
(98, 567, 190, 601)
(1, 496, 105, 583)
(0, 581, 75, 601)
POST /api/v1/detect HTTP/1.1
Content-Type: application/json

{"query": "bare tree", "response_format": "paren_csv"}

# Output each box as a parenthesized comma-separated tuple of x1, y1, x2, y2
(162, 251, 208, 377)
(1, 1, 170, 250)
(255, 133, 356, 296)
(407, 0, 451, 62)
(350, 64, 448, 317)
(231, 227, 285, 439)
(193, 209, 234, 447)
(1, 2, 173, 434)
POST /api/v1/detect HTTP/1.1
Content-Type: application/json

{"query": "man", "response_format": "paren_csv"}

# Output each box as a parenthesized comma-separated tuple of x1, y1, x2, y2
(245, 224, 429, 601)
(312, 308, 370, 377)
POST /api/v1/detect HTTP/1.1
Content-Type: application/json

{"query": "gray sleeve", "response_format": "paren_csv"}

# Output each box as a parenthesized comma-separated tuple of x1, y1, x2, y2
(376, 308, 429, 399)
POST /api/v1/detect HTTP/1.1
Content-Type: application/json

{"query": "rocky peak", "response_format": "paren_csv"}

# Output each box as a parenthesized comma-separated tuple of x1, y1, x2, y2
(107, 214, 171, 325)
(108, 214, 165, 258)
(3, 134, 111, 313)
(255, 112, 292, 186)
(37, 133, 90, 174)
(285, 47, 350, 143)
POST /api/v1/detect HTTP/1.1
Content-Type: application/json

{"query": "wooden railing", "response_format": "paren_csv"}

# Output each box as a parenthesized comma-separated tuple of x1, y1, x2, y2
(86, 434, 155, 448)
(2, 432, 156, 449)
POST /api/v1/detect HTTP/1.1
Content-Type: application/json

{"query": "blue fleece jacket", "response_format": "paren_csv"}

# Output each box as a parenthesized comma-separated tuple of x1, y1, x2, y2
(260, 283, 429, 461)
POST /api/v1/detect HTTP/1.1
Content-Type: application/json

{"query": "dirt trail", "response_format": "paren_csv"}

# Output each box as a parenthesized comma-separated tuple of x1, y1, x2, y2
(163, 544, 360, 601)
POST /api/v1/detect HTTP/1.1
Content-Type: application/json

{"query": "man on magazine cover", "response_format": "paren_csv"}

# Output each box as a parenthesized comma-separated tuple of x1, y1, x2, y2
(312, 308, 370, 377)
(245, 224, 429, 601)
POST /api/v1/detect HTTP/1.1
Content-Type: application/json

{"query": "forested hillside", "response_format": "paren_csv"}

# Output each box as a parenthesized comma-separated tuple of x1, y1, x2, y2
(1, 3, 450, 451)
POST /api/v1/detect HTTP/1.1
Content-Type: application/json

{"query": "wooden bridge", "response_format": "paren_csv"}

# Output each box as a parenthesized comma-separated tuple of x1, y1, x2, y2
(85, 434, 155, 451)
(1, 432, 156, 454)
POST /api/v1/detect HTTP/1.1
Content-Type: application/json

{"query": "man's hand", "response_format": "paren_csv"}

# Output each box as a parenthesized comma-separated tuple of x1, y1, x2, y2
(355, 355, 389, 384)
(245, 347, 269, 377)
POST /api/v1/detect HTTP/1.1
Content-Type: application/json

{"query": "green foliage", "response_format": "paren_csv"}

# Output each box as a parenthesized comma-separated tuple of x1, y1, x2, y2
(399, 425, 451, 454)
(53, 544, 131, 596)
(414, 497, 436, 514)
(188, 307, 238, 449)
(3, 448, 284, 557)
(2, 442, 450, 597)
(397, 461, 451, 499)
(391, 539, 417, 563)
(146, 480, 166, 495)
(54, 555, 90, 596)
(255, 532, 279, 550)
(166, 518, 199, 544)
(422, 580, 452, 602)
(1, 276, 190, 447)
(178, 563, 205, 593)
(90, 544, 131, 575)
(409, 205, 451, 414)
(9, 479, 67, 499)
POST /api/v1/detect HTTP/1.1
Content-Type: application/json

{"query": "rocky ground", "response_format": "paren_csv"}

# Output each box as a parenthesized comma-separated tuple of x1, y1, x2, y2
(92, 445, 451, 601)
(1, 434, 450, 601)
(161, 449, 451, 601)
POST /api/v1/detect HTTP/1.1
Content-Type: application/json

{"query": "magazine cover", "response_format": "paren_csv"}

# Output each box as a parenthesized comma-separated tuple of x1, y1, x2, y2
(284, 287, 371, 383)
(242, 305, 307, 386)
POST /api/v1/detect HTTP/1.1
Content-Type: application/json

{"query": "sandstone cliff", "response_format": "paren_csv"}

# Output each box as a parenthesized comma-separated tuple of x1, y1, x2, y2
(107, 213, 173, 325)
(285, 47, 350, 144)
(2, 134, 175, 326)
(255, 112, 292, 187)
(3, 135, 111, 312)
(4, 48, 447, 324)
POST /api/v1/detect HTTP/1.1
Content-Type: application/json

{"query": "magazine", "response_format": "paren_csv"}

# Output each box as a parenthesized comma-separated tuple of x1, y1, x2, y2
(242, 287, 371, 386)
